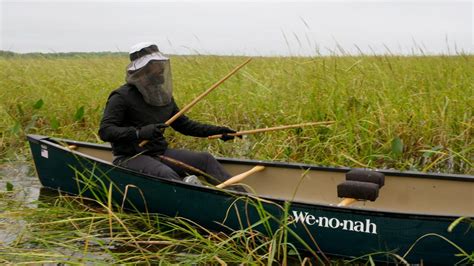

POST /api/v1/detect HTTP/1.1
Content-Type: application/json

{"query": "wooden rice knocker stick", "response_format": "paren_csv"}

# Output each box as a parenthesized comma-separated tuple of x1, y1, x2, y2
(207, 121, 335, 139)
(139, 57, 252, 147)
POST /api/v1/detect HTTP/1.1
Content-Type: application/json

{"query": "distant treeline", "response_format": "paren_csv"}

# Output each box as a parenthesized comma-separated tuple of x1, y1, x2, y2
(1, 49, 471, 60)
(0, 50, 128, 58)
(0, 50, 219, 59)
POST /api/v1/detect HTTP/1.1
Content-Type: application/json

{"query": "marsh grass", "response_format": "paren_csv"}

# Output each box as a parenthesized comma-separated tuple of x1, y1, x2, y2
(0, 178, 326, 264)
(0, 53, 472, 173)
(1, 51, 472, 263)
(1, 174, 473, 264)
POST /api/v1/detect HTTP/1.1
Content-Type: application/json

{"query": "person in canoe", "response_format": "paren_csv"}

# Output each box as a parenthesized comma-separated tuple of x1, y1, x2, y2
(99, 42, 241, 189)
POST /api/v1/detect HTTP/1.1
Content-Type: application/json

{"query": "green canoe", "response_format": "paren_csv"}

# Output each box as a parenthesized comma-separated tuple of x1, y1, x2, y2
(27, 134, 474, 264)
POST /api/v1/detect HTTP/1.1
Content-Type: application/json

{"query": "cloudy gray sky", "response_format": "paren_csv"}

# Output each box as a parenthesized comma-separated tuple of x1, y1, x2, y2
(1, 0, 472, 56)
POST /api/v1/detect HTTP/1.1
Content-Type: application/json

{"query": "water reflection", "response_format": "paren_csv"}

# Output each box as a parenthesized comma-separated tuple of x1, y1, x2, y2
(0, 162, 41, 245)
(0, 166, 114, 263)
(0, 162, 41, 206)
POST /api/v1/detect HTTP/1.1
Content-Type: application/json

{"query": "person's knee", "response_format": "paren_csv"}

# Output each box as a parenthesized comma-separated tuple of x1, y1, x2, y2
(147, 165, 180, 180)
(199, 151, 215, 163)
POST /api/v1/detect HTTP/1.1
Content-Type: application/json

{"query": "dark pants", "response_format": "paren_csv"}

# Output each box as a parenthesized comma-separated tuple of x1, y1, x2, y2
(114, 149, 231, 185)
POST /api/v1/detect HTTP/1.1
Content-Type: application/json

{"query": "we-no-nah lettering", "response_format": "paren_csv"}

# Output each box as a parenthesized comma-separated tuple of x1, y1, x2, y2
(291, 211, 377, 234)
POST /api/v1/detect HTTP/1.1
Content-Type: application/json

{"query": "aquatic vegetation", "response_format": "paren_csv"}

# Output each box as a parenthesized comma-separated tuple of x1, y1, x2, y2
(0, 51, 472, 263)
(1, 53, 472, 173)
(1, 180, 472, 264)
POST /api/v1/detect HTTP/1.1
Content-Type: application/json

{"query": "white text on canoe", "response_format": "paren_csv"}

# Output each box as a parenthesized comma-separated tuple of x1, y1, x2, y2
(291, 211, 377, 234)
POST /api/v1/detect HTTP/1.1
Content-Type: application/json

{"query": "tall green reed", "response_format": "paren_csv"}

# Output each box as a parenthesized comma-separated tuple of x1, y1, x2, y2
(0, 166, 323, 264)
(0, 54, 472, 173)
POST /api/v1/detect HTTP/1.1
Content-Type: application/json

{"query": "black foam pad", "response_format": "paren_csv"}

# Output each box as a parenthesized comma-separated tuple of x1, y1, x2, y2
(337, 181, 379, 201)
(346, 169, 385, 187)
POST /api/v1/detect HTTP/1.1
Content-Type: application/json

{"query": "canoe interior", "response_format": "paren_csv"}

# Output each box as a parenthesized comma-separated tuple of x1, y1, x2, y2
(64, 142, 474, 217)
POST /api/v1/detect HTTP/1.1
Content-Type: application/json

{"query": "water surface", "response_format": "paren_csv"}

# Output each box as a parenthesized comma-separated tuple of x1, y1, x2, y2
(0, 161, 40, 245)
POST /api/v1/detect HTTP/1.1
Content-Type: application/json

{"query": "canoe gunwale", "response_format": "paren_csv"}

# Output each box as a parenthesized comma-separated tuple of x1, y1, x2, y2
(26, 134, 234, 196)
(28, 134, 474, 182)
(27, 134, 474, 219)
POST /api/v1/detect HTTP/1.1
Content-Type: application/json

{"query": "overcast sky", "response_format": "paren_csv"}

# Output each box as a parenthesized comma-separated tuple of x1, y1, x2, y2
(1, 1, 472, 56)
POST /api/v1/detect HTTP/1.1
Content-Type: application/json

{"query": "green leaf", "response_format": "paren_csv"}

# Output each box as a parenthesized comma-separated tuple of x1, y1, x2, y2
(6, 182, 13, 192)
(391, 137, 403, 157)
(422, 151, 432, 158)
(33, 99, 44, 110)
(74, 106, 85, 122)
(11, 121, 21, 135)
(287, 249, 298, 256)
(422, 145, 443, 158)
(50, 117, 60, 130)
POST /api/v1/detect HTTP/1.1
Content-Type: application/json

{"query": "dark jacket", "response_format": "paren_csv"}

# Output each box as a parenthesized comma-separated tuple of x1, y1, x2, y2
(99, 84, 226, 156)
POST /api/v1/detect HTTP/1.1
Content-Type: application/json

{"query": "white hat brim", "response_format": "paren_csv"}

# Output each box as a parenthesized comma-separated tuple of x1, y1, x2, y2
(127, 52, 169, 71)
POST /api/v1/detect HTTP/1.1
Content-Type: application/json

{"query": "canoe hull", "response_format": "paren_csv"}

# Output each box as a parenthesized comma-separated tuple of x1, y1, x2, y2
(28, 135, 474, 264)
